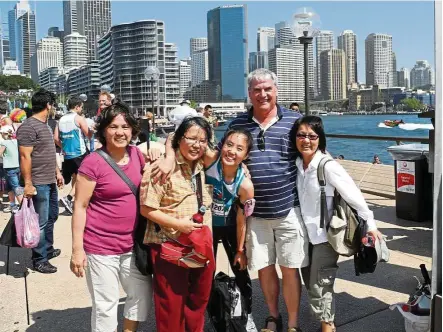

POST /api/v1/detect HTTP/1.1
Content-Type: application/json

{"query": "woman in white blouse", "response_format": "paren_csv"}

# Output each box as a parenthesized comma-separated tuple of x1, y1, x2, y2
(291, 116, 383, 332)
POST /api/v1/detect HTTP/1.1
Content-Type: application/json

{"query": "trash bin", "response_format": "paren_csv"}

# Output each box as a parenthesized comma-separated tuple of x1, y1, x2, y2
(387, 144, 433, 222)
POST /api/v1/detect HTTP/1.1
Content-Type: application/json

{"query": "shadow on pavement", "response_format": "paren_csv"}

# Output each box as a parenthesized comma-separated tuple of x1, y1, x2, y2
(0, 245, 32, 277)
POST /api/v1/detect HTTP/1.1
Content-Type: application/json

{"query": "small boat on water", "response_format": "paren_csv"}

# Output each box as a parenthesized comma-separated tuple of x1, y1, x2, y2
(384, 119, 405, 127)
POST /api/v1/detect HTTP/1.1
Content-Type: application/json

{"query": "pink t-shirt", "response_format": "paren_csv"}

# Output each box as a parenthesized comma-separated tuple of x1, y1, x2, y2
(78, 146, 144, 255)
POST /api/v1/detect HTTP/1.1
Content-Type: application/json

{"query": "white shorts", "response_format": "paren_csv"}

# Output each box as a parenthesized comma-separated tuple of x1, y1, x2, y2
(245, 207, 309, 271)
(86, 252, 153, 332)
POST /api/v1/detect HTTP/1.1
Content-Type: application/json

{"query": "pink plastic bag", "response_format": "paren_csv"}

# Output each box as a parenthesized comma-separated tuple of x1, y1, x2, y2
(14, 198, 40, 248)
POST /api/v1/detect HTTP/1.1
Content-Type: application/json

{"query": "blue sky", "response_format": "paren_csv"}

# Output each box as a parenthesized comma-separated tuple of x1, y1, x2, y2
(0, 1, 435, 82)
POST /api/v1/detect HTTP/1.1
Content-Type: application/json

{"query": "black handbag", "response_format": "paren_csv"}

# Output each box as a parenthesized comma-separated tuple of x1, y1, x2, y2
(96, 149, 153, 276)
(0, 214, 19, 248)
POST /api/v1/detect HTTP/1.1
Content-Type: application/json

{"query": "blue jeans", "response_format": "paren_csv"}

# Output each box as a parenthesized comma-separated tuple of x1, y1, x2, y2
(5, 167, 22, 196)
(31, 183, 59, 264)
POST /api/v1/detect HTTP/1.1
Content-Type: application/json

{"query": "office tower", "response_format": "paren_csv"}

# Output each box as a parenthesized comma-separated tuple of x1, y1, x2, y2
(64, 32, 88, 68)
(392, 52, 397, 86)
(190, 37, 207, 55)
(190, 38, 208, 87)
(269, 48, 303, 103)
(3, 39, 10, 63)
(397, 67, 410, 89)
(274, 20, 314, 99)
(410, 60, 434, 88)
(320, 49, 346, 101)
(207, 4, 248, 101)
(179, 59, 192, 98)
(98, 20, 178, 116)
(249, 51, 269, 72)
(64, 0, 111, 61)
(15, 9, 36, 75)
(257, 27, 275, 52)
(191, 48, 208, 87)
(48, 27, 65, 41)
(31, 37, 63, 82)
(8, 0, 31, 61)
(365, 33, 393, 87)
(338, 30, 357, 85)
(315, 30, 334, 95)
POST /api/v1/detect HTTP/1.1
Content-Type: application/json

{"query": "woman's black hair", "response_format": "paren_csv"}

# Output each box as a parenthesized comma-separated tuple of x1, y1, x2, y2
(220, 128, 253, 154)
(172, 116, 213, 150)
(290, 115, 327, 154)
(95, 98, 140, 146)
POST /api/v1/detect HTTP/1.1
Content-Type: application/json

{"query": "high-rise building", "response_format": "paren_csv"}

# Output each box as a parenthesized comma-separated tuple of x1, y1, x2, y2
(48, 27, 65, 41)
(179, 59, 192, 98)
(397, 67, 410, 89)
(63, 0, 111, 61)
(67, 61, 100, 98)
(8, 0, 31, 61)
(410, 60, 434, 88)
(315, 31, 334, 94)
(190, 37, 207, 55)
(320, 49, 346, 101)
(31, 37, 63, 82)
(15, 9, 36, 75)
(392, 52, 397, 86)
(269, 48, 303, 104)
(190, 38, 208, 88)
(274, 20, 315, 99)
(257, 27, 275, 52)
(191, 48, 208, 87)
(2, 39, 10, 63)
(97, 20, 179, 116)
(365, 33, 393, 87)
(337, 30, 357, 85)
(207, 5, 248, 101)
(64, 32, 88, 68)
(38, 67, 60, 93)
(249, 51, 269, 72)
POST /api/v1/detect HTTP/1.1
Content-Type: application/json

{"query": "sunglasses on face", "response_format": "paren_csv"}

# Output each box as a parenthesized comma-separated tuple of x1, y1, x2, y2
(257, 129, 265, 152)
(296, 133, 319, 141)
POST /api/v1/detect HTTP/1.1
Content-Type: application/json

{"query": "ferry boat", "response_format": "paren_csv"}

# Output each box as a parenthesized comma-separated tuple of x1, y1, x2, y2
(329, 111, 344, 116)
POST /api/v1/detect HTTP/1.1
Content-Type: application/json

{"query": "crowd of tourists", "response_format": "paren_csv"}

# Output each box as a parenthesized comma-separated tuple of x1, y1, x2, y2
(1, 68, 386, 332)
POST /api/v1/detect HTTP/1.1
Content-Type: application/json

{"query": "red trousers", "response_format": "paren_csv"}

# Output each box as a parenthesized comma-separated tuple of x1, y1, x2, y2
(151, 244, 215, 332)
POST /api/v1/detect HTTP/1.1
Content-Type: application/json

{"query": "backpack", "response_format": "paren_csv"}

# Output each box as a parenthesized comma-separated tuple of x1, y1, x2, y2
(207, 272, 247, 332)
(317, 157, 364, 256)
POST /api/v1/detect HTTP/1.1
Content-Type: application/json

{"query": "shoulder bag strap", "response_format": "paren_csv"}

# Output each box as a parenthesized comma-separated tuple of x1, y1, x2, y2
(317, 157, 333, 229)
(96, 149, 138, 196)
(195, 172, 203, 208)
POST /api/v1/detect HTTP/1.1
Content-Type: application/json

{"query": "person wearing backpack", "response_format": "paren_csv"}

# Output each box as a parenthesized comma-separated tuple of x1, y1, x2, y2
(203, 128, 257, 331)
(291, 116, 383, 332)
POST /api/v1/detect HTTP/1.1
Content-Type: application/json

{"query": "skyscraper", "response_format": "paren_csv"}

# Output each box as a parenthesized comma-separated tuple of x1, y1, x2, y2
(315, 31, 334, 95)
(165, 43, 180, 105)
(8, 0, 31, 61)
(410, 60, 434, 88)
(31, 37, 63, 82)
(320, 49, 346, 101)
(365, 33, 393, 87)
(15, 9, 36, 75)
(179, 59, 192, 99)
(397, 67, 410, 89)
(63, 0, 111, 61)
(190, 37, 207, 55)
(64, 32, 88, 68)
(257, 27, 275, 52)
(207, 5, 248, 101)
(249, 51, 269, 72)
(337, 30, 358, 85)
(190, 38, 208, 87)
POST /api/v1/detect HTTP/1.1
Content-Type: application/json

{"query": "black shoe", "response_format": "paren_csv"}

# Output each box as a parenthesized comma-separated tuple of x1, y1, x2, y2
(34, 261, 57, 274)
(261, 315, 283, 332)
(48, 249, 61, 260)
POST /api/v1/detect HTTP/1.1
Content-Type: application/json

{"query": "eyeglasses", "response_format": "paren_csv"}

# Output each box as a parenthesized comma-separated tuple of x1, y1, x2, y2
(183, 136, 208, 146)
(257, 129, 265, 151)
(296, 133, 319, 141)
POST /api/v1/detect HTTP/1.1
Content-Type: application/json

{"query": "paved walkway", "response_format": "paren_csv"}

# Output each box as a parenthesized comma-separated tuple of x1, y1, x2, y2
(0, 191, 433, 332)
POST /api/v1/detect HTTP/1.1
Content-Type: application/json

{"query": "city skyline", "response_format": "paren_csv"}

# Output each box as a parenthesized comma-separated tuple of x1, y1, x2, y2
(0, 1, 435, 84)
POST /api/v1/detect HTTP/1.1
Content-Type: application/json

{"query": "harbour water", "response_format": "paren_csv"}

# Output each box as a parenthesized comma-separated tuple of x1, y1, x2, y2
(214, 114, 432, 165)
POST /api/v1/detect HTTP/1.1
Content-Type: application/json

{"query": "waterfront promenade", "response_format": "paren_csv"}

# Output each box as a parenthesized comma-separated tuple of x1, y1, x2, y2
(0, 181, 433, 331)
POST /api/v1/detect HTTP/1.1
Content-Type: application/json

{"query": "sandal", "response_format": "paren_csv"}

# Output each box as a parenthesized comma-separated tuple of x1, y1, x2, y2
(261, 315, 283, 332)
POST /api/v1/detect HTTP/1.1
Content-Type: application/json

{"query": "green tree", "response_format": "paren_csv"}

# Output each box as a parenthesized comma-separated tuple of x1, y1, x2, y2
(0, 75, 38, 92)
(190, 100, 198, 109)
(400, 98, 425, 111)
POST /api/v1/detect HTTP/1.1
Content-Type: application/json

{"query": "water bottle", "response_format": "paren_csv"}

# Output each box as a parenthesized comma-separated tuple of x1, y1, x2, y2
(192, 206, 206, 223)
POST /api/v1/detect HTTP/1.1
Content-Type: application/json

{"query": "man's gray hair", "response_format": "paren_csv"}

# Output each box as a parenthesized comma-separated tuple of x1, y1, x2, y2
(247, 68, 278, 90)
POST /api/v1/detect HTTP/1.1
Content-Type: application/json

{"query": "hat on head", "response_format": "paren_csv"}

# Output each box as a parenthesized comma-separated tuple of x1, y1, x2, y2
(180, 99, 191, 106)
(0, 125, 13, 134)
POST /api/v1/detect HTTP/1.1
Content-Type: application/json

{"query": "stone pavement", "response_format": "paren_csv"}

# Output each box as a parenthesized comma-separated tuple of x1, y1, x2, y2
(0, 191, 433, 332)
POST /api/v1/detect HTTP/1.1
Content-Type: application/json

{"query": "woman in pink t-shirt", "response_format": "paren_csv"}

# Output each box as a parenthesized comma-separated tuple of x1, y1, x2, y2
(70, 100, 152, 332)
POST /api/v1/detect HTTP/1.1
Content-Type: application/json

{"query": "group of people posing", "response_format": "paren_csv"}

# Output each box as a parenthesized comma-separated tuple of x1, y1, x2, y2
(15, 68, 383, 332)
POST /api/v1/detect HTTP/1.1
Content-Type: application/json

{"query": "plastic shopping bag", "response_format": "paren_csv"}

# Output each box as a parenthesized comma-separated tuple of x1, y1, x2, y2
(14, 198, 40, 248)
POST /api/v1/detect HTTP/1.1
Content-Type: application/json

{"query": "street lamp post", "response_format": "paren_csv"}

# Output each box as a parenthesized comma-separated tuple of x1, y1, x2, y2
(298, 30, 313, 115)
(144, 66, 160, 129)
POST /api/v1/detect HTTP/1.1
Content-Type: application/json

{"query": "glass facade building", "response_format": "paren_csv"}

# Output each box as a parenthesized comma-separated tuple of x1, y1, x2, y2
(207, 5, 248, 102)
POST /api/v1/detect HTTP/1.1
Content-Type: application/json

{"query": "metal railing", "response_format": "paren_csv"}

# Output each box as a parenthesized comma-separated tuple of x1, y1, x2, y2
(326, 133, 429, 145)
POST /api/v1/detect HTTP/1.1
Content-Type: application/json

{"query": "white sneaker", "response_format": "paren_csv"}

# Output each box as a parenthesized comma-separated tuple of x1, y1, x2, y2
(246, 313, 258, 332)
